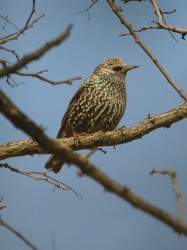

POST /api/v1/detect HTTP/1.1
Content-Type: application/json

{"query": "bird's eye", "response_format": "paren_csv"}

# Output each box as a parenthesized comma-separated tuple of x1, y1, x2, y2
(113, 66, 123, 71)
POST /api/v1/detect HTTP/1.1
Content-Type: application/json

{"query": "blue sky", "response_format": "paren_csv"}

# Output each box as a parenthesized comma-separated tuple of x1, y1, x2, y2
(1, 0, 187, 249)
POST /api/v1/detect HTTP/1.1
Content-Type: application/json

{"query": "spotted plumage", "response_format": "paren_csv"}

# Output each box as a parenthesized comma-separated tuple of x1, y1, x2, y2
(45, 57, 138, 173)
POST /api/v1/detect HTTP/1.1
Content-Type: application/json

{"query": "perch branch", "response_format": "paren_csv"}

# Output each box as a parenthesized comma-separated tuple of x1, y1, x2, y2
(0, 90, 187, 234)
(1, 102, 187, 160)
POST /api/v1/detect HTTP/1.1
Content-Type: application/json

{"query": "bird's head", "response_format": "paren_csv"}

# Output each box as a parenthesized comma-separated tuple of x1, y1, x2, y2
(94, 57, 138, 76)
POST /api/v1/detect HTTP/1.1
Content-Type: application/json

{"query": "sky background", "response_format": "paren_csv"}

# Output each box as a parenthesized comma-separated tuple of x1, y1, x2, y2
(1, 0, 187, 249)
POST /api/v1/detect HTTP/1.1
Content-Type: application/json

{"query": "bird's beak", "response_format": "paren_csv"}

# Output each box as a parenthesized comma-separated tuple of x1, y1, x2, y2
(123, 65, 139, 72)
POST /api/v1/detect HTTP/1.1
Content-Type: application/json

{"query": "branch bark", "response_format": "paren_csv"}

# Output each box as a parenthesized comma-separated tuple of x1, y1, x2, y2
(1, 87, 187, 235)
(0, 25, 72, 76)
(1, 102, 187, 160)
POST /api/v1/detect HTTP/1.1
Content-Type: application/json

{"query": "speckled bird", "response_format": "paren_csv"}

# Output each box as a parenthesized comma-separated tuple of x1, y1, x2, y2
(45, 57, 138, 173)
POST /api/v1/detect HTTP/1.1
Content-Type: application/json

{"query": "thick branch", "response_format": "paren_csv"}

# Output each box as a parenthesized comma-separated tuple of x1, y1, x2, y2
(77, 162, 187, 236)
(1, 102, 187, 160)
(0, 89, 187, 235)
(0, 25, 72, 76)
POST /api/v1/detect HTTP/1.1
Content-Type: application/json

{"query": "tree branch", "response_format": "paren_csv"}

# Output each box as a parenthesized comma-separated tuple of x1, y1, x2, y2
(0, 219, 39, 250)
(1, 102, 187, 160)
(0, 89, 187, 235)
(77, 162, 187, 236)
(0, 0, 44, 45)
(0, 163, 81, 198)
(150, 0, 187, 39)
(150, 168, 183, 222)
(15, 71, 82, 86)
(107, 0, 187, 102)
(0, 25, 73, 76)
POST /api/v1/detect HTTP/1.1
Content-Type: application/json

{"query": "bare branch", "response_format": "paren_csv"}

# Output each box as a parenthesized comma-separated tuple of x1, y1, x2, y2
(161, 9, 176, 15)
(150, 168, 183, 222)
(107, 0, 187, 102)
(0, 45, 21, 63)
(120, 25, 158, 36)
(120, 22, 178, 42)
(1, 102, 187, 160)
(0, 14, 44, 45)
(0, 163, 81, 198)
(120, 3, 186, 39)
(158, 22, 187, 40)
(150, 0, 187, 39)
(0, 14, 20, 31)
(123, 0, 145, 2)
(0, 25, 73, 76)
(76, 161, 187, 235)
(150, 0, 163, 23)
(0, 197, 7, 211)
(75, 0, 99, 20)
(15, 71, 82, 86)
(23, 0, 36, 30)
(0, 89, 187, 234)
(0, 0, 44, 45)
(0, 219, 39, 250)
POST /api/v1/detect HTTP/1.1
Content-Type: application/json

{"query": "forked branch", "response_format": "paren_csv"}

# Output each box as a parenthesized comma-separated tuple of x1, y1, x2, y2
(107, 0, 187, 102)
(0, 25, 73, 77)
(1, 90, 187, 235)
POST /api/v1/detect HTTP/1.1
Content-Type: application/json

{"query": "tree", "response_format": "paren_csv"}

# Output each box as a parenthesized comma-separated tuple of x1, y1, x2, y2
(1, 1, 187, 249)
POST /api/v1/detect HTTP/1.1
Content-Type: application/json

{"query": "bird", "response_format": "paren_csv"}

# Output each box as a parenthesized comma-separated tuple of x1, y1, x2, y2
(45, 57, 138, 173)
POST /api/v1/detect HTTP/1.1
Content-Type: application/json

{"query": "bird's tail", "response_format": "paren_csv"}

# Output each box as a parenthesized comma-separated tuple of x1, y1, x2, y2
(45, 154, 64, 173)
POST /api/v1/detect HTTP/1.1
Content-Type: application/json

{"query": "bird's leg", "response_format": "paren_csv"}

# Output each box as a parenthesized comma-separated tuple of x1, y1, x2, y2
(72, 131, 82, 144)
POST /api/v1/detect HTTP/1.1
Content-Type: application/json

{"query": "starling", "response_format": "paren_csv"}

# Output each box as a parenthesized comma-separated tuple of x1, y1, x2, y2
(45, 57, 138, 173)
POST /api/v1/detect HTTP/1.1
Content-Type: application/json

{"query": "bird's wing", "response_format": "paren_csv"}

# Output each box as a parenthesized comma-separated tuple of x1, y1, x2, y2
(56, 81, 87, 138)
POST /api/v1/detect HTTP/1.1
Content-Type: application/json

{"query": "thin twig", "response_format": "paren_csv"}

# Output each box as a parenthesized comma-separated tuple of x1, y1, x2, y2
(150, 0, 187, 39)
(0, 25, 73, 76)
(15, 71, 82, 85)
(23, 0, 36, 30)
(150, 168, 183, 222)
(150, 1, 177, 41)
(161, 9, 176, 15)
(0, 0, 44, 45)
(120, 25, 158, 36)
(0, 45, 20, 62)
(0, 218, 39, 250)
(107, 0, 187, 102)
(6, 74, 18, 87)
(75, 0, 99, 20)
(0, 163, 81, 198)
(0, 13, 44, 45)
(0, 15, 20, 31)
